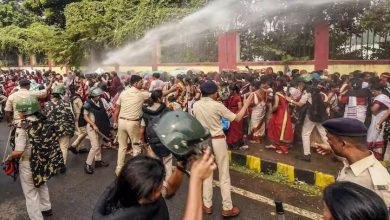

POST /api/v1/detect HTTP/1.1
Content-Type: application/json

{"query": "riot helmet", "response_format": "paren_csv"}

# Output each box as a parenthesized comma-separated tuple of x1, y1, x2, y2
(153, 111, 211, 161)
(15, 96, 40, 115)
(89, 86, 104, 97)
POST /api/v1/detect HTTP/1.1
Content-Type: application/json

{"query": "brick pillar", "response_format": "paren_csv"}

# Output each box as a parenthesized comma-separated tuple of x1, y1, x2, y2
(151, 42, 161, 71)
(218, 31, 239, 72)
(314, 23, 329, 70)
(17, 54, 23, 67)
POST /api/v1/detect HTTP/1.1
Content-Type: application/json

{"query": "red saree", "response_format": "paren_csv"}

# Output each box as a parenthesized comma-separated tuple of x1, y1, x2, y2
(267, 92, 293, 153)
(226, 94, 243, 146)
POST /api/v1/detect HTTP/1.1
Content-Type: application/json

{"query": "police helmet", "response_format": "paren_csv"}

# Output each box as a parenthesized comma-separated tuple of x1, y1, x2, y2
(153, 111, 211, 161)
(89, 86, 104, 97)
(15, 96, 40, 115)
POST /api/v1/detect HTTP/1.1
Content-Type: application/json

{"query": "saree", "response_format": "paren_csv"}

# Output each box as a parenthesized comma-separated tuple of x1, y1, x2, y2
(267, 92, 294, 153)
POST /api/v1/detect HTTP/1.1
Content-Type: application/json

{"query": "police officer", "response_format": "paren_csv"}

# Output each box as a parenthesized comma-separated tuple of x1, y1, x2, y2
(68, 85, 89, 154)
(113, 75, 176, 175)
(4, 97, 53, 220)
(192, 80, 253, 217)
(83, 87, 110, 174)
(316, 117, 390, 206)
(5, 78, 53, 127)
(45, 85, 75, 165)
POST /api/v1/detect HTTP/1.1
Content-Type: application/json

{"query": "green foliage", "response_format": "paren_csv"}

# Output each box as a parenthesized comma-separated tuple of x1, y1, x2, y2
(24, 0, 81, 28)
(0, 0, 35, 28)
(0, 23, 56, 55)
(0, 0, 389, 68)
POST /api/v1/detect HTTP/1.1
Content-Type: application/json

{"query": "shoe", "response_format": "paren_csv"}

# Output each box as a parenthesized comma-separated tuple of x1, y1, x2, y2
(84, 164, 94, 174)
(222, 207, 240, 217)
(295, 154, 311, 162)
(41, 209, 53, 216)
(78, 148, 89, 154)
(202, 205, 213, 215)
(68, 146, 78, 155)
(95, 161, 109, 168)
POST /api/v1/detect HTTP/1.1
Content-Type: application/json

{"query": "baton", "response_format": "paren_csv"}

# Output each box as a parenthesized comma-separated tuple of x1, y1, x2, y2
(95, 129, 111, 141)
(2, 127, 13, 163)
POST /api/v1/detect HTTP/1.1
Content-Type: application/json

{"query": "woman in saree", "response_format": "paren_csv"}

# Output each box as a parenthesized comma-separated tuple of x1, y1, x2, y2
(226, 84, 244, 149)
(266, 78, 294, 154)
(368, 84, 390, 160)
(249, 81, 266, 144)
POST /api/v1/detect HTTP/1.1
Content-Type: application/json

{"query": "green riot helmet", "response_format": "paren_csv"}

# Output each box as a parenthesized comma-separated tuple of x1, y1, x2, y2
(89, 86, 104, 97)
(15, 96, 40, 115)
(52, 85, 66, 95)
(153, 111, 211, 161)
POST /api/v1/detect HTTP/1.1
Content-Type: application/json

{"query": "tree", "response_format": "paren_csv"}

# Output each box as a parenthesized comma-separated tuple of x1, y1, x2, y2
(23, 0, 81, 28)
(0, 0, 35, 28)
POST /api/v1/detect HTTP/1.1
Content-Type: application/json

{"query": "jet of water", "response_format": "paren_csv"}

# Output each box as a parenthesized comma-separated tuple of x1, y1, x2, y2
(102, 0, 366, 66)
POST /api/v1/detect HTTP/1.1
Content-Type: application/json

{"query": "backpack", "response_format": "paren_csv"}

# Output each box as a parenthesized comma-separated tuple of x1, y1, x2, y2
(308, 89, 328, 123)
(142, 105, 170, 158)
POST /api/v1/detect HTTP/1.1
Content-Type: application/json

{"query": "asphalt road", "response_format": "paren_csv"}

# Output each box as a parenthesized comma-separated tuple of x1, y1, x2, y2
(0, 121, 322, 220)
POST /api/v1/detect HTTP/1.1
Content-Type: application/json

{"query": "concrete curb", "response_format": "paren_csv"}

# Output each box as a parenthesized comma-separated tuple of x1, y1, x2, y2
(228, 151, 335, 188)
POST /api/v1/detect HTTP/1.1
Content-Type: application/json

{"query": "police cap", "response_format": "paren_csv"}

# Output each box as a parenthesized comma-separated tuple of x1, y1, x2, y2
(200, 80, 218, 95)
(19, 78, 31, 86)
(322, 118, 367, 137)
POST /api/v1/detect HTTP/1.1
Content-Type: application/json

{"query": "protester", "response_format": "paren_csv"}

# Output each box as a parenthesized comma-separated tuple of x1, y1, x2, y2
(266, 78, 293, 154)
(323, 181, 389, 220)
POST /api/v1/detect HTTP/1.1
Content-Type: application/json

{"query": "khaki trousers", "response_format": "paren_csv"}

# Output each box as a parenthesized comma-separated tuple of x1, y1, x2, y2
(116, 119, 141, 175)
(71, 113, 87, 149)
(20, 161, 51, 220)
(86, 125, 102, 165)
(301, 115, 328, 155)
(59, 135, 70, 164)
(203, 138, 233, 210)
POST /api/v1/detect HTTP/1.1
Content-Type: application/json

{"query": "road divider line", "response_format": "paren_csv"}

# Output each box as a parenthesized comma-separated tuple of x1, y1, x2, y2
(213, 180, 323, 220)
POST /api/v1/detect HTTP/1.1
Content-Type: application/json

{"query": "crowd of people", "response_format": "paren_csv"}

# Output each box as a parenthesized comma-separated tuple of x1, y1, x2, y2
(1, 66, 390, 220)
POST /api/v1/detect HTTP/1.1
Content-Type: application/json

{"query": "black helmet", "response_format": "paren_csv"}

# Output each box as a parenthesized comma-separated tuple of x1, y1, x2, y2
(153, 111, 211, 160)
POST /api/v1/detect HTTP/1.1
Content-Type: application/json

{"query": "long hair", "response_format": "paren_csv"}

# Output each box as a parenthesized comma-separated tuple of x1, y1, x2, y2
(324, 181, 389, 220)
(146, 90, 163, 107)
(112, 156, 166, 207)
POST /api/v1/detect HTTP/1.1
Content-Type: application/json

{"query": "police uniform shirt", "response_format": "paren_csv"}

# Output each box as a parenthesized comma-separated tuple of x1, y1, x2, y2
(116, 87, 150, 120)
(5, 88, 47, 122)
(337, 152, 390, 206)
(72, 97, 83, 115)
(192, 97, 236, 137)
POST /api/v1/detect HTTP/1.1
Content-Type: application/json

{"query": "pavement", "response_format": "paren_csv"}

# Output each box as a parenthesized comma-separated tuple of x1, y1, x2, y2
(0, 121, 324, 220)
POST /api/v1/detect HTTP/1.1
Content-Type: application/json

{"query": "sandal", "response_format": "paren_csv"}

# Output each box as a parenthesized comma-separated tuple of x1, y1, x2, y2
(276, 150, 288, 154)
(265, 145, 276, 149)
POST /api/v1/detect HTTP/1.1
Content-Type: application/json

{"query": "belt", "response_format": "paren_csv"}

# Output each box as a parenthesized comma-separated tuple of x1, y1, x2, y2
(212, 135, 225, 139)
(119, 117, 140, 121)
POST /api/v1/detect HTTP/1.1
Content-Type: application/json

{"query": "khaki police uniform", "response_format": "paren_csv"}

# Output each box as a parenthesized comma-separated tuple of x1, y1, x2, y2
(5, 88, 47, 124)
(115, 87, 150, 175)
(15, 116, 51, 220)
(71, 96, 87, 149)
(193, 97, 236, 211)
(337, 152, 390, 206)
(84, 99, 104, 166)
